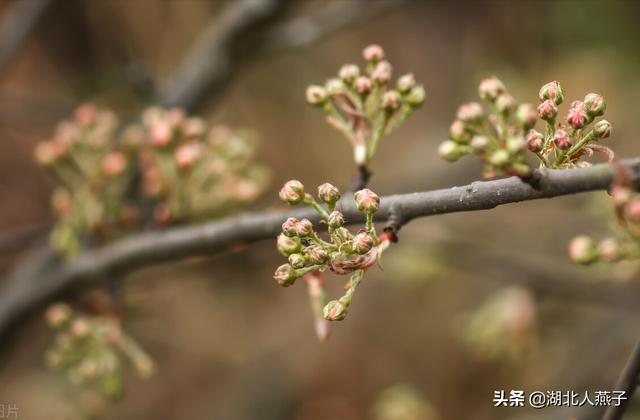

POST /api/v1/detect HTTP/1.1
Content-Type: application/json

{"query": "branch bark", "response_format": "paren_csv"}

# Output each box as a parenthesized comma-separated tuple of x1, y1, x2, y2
(0, 159, 639, 341)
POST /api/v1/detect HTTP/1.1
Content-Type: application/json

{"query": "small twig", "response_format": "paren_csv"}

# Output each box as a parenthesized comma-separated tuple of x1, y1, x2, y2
(602, 338, 640, 420)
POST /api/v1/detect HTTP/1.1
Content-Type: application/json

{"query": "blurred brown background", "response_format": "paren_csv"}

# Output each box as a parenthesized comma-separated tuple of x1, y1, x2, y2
(1, 0, 640, 419)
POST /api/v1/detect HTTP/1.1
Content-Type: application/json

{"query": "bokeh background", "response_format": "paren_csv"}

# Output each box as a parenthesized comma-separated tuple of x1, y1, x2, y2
(1, 0, 640, 419)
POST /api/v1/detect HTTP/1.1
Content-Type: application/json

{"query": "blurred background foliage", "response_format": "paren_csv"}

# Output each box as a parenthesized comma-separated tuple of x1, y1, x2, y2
(1, 0, 640, 419)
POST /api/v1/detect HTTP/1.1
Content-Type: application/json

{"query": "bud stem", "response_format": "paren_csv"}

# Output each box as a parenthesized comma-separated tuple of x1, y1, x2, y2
(304, 194, 330, 219)
(558, 130, 596, 165)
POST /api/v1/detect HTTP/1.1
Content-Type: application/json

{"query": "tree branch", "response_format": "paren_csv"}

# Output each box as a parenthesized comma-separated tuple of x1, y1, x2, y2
(0, 158, 639, 341)
(602, 337, 640, 420)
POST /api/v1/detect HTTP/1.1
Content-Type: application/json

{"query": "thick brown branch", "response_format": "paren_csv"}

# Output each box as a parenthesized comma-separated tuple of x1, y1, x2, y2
(0, 159, 639, 341)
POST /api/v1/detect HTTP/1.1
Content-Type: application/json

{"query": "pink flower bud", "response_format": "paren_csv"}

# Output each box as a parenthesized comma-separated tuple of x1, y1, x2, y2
(396, 73, 416, 93)
(598, 238, 621, 263)
(593, 120, 611, 139)
(45, 303, 72, 328)
(438, 140, 464, 162)
(74, 103, 98, 126)
(478, 76, 505, 102)
(102, 152, 127, 176)
(34, 142, 58, 165)
(611, 186, 631, 207)
(174, 142, 202, 170)
(625, 199, 640, 224)
(516, 104, 538, 129)
(539, 80, 564, 105)
(354, 188, 380, 213)
(353, 232, 375, 254)
(456, 102, 484, 124)
(70, 318, 90, 337)
(553, 129, 572, 150)
(537, 99, 558, 121)
(355, 76, 373, 95)
(495, 93, 515, 115)
(318, 182, 340, 205)
(362, 44, 385, 62)
(279, 180, 305, 205)
(371, 61, 393, 84)
(306, 85, 327, 105)
(288, 253, 307, 269)
(328, 210, 345, 229)
(381, 90, 401, 111)
(449, 120, 471, 143)
(584, 93, 606, 117)
(273, 264, 297, 287)
(488, 149, 510, 167)
(566, 101, 588, 129)
(525, 130, 544, 153)
(295, 218, 314, 237)
(281, 217, 299, 237)
(150, 120, 173, 146)
(306, 246, 328, 264)
(338, 64, 360, 83)
(277, 233, 301, 256)
(568, 235, 598, 264)
(323, 300, 347, 321)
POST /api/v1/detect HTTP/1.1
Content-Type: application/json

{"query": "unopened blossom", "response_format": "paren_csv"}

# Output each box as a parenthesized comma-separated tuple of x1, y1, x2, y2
(354, 188, 380, 213)
(568, 235, 598, 264)
(353, 232, 375, 254)
(279, 180, 305, 204)
(566, 101, 588, 129)
(371, 61, 393, 84)
(381, 91, 401, 111)
(478, 76, 505, 102)
(318, 182, 340, 205)
(397, 73, 416, 93)
(515, 104, 537, 129)
(456, 102, 483, 124)
(277, 233, 301, 256)
(102, 152, 127, 176)
(553, 129, 572, 150)
(338, 64, 360, 83)
(328, 211, 345, 229)
(584, 93, 605, 117)
(537, 99, 558, 121)
(625, 199, 640, 224)
(362, 44, 385, 62)
(323, 300, 348, 321)
(295, 218, 314, 237)
(281, 217, 299, 237)
(593, 120, 611, 139)
(273, 264, 297, 287)
(525, 130, 544, 153)
(174, 142, 202, 169)
(598, 238, 621, 263)
(539, 80, 564, 105)
(306, 85, 327, 105)
(355, 76, 373, 95)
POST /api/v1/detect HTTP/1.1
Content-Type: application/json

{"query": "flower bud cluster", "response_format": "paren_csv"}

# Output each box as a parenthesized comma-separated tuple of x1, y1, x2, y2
(438, 76, 534, 178)
(34, 104, 135, 257)
(439, 78, 614, 178)
(305, 44, 426, 166)
(138, 107, 270, 225)
(35, 104, 270, 257)
(44, 303, 154, 400)
(459, 287, 537, 363)
(274, 180, 392, 327)
(568, 182, 640, 265)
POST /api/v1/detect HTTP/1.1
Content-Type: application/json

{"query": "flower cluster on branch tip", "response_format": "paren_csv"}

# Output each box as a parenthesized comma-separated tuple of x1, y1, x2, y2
(569, 170, 640, 265)
(44, 303, 153, 401)
(35, 104, 269, 257)
(274, 180, 393, 338)
(305, 44, 425, 177)
(438, 78, 612, 179)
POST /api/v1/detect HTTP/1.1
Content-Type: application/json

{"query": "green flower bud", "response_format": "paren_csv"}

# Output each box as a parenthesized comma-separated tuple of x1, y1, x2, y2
(516, 103, 538, 129)
(396, 73, 416, 93)
(470, 135, 489, 154)
(353, 232, 375, 254)
(598, 237, 621, 263)
(323, 300, 348, 321)
(584, 93, 606, 117)
(328, 210, 345, 229)
(318, 182, 341, 205)
(593, 119, 611, 139)
(438, 140, 465, 162)
(382, 90, 401, 111)
(45, 303, 73, 328)
(305, 85, 328, 105)
(568, 235, 598, 265)
(288, 253, 307, 269)
(488, 149, 510, 167)
(281, 217, 299, 237)
(456, 102, 484, 124)
(338, 64, 360, 84)
(273, 264, 298, 287)
(506, 135, 526, 154)
(495, 93, 516, 116)
(306, 246, 329, 264)
(405, 85, 426, 107)
(325, 78, 345, 95)
(277, 233, 302, 256)
(295, 218, 314, 237)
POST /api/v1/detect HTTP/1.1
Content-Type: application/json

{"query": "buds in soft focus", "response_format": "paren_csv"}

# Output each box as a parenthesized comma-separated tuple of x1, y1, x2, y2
(553, 129, 572, 150)
(355, 76, 373, 95)
(525, 130, 544, 153)
(456, 102, 484, 124)
(568, 235, 598, 264)
(566, 101, 588, 129)
(593, 120, 611, 139)
(328, 210, 345, 229)
(438, 140, 465, 162)
(611, 186, 632, 207)
(318, 183, 340, 205)
(539, 80, 564, 105)
(323, 299, 348, 321)
(488, 149, 510, 168)
(338, 64, 360, 83)
(174, 142, 201, 170)
(277, 233, 302, 256)
(478, 76, 506, 102)
(537, 99, 558, 121)
(515, 104, 537, 129)
(584, 93, 606, 117)
(397, 73, 416, 93)
(371, 61, 393, 84)
(449, 120, 470, 143)
(382, 90, 401, 111)
(405, 85, 426, 107)
(625, 199, 640, 224)
(279, 180, 305, 205)
(273, 264, 298, 287)
(495, 93, 516, 116)
(354, 188, 380, 213)
(598, 238, 622, 263)
(70, 318, 90, 338)
(325, 78, 345, 95)
(470, 135, 489, 154)
(363, 44, 385, 62)
(45, 303, 72, 328)
(305, 85, 328, 105)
